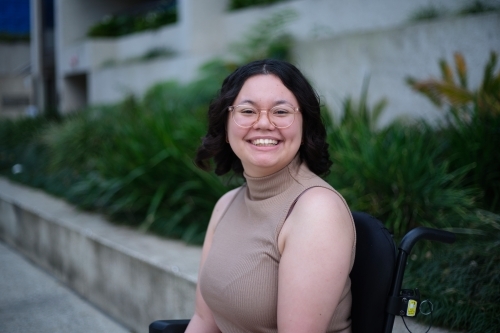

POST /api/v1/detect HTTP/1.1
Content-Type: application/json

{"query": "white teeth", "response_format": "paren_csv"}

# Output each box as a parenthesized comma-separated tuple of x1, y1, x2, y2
(252, 138, 278, 146)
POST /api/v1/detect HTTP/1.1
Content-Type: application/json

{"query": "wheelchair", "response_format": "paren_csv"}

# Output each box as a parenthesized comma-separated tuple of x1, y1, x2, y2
(149, 212, 455, 333)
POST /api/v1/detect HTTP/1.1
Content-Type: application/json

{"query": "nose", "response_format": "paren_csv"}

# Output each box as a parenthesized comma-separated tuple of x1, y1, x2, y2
(253, 110, 275, 130)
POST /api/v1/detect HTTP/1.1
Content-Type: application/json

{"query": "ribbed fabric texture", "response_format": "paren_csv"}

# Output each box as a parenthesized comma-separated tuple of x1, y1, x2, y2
(200, 155, 356, 333)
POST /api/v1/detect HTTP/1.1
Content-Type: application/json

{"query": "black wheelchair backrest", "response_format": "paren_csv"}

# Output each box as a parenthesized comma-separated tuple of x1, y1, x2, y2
(350, 212, 396, 333)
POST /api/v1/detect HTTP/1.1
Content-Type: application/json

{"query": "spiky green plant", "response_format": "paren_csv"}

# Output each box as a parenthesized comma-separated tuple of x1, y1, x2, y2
(324, 82, 478, 238)
(407, 52, 500, 212)
(229, 0, 288, 10)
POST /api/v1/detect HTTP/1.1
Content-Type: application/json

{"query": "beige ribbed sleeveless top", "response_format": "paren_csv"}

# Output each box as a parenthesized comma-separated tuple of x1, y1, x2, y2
(200, 156, 356, 333)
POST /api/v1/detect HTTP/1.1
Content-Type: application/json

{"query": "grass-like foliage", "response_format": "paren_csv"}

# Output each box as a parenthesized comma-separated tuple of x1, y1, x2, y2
(0, 32, 30, 42)
(409, 1, 500, 22)
(87, 2, 177, 38)
(42, 61, 239, 244)
(0, 116, 49, 175)
(324, 82, 478, 238)
(229, 0, 288, 11)
(409, 6, 444, 22)
(404, 210, 500, 333)
(407, 52, 500, 213)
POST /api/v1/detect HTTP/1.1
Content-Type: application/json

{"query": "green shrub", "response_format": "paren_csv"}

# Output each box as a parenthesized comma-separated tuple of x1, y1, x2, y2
(229, 0, 287, 11)
(458, 1, 499, 15)
(324, 82, 478, 238)
(0, 32, 30, 42)
(407, 52, 500, 212)
(87, 5, 177, 38)
(0, 115, 81, 197)
(0, 116, 49, 173)
(42, 65, 239, 243)
(409, 6, 445, 22)
(404, 210, 500, 333)
(409, 1, 500, 23)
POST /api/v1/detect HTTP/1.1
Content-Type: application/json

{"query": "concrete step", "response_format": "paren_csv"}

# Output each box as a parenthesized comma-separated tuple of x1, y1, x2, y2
(0, 177, 201, 333)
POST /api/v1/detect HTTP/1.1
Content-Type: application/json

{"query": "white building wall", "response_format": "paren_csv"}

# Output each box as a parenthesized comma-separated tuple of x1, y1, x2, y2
(294, 12, 500, 126)
(48, 0, 500, 119)
(222, 0, 482, 43)
(54, 0, 145, 112)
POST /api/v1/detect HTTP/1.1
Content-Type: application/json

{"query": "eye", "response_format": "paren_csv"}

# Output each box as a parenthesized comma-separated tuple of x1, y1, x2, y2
(237, 106, 257, 115)
(271, 107, 293, 116)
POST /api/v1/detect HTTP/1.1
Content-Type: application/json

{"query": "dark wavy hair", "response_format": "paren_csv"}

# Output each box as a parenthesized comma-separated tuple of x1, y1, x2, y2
(195, 59, 332, 176)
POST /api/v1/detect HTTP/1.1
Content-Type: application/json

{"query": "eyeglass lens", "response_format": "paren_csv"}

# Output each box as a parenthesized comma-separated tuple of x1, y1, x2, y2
(232, 105, 296, 128)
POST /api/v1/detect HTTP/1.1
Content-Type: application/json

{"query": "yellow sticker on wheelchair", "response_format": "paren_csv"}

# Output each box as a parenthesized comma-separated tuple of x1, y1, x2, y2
(407, 300, 417, 317)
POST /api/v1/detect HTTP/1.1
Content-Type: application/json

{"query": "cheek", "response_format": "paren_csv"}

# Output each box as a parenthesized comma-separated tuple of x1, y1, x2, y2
(292, 117, 303, 143)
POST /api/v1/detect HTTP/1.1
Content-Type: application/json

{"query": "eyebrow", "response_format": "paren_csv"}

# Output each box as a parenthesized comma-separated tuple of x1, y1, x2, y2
(237, 99, 291, 106)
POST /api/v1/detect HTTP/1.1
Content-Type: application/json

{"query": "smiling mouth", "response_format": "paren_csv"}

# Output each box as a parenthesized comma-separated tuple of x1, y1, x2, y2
(251, 138, 279, 146)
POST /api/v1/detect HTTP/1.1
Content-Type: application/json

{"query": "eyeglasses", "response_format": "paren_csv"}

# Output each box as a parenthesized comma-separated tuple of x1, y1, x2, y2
(228, 104, 300, 129)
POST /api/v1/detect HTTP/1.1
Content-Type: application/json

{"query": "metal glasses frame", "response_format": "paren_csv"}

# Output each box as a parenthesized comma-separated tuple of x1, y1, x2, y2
(228, 104, 300, 129)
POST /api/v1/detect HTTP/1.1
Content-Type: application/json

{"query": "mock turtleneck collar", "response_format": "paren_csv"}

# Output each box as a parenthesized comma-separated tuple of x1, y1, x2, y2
(243, 154, 303, 201)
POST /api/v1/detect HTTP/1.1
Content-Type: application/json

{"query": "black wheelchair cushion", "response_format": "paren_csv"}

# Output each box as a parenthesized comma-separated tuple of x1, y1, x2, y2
(149, 319, 190, 333)
(350, 212, 396, 333)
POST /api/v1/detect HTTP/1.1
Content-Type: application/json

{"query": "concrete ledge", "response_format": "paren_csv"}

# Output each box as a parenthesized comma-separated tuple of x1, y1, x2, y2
(0, 177, 201, 333)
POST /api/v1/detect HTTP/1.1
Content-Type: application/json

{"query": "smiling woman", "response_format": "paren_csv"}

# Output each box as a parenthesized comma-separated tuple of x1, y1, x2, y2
(189, 59, 356, 333)
(227, 74, 303, 177)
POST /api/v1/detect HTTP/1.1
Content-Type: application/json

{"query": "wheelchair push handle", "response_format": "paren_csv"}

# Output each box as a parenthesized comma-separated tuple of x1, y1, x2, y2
(399, 227, 455, 254)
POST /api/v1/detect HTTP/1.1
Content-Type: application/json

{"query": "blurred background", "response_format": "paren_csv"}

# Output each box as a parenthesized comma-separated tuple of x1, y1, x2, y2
(0, 0, 499, 332)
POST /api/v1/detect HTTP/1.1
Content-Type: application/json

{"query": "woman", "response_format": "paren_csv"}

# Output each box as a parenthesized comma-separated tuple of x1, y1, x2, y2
(187, 59, 356, 333)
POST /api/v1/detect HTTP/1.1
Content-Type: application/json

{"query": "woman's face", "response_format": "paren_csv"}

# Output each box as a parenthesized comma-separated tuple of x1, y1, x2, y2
(227, 74, 303, 177)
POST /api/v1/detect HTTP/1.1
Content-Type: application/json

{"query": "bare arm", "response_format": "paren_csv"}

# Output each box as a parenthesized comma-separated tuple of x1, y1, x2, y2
(277, 187, 355, 333)
(185, 188, 240, 333)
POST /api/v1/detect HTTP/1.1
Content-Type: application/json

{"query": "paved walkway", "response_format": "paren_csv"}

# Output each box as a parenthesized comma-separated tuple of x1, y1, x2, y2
(0, 241, 130, 333)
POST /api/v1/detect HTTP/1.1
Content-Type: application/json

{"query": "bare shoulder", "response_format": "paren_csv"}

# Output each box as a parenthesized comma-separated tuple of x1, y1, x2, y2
(293, 187, 352, 224)
(279, 187, 354, 253)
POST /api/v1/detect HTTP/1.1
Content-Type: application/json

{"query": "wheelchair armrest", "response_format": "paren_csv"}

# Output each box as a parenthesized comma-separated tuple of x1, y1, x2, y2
(399, 227, 456, 254)
(149, 319, 190, 333)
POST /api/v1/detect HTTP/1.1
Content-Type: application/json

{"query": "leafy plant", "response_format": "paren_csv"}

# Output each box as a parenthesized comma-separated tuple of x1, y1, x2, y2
(409, 6, 445, 22)
(0, 115, 81, 197)
(459, 1, 499, 15)
(42, 69, 242, 243)
(0, 32, 30, 42)
(229, 0, 288, 11)
(87, 3, 177, 38)
(324, 82, 478, 238)
(404, 210, 500, 333)
(407, 52, 500, 212)
(0, 116, 49, 173)
(409, 1, 500, 23)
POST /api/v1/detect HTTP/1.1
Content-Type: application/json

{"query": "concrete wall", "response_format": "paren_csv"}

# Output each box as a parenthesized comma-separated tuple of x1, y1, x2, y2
(294, 12, 500, 126)
(87, 11, 500, 125)
(222, 0, 477, 43)
(0, 177, 201, 332)
(47, 0, 500, 119)
(54, 0, 145, 112)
